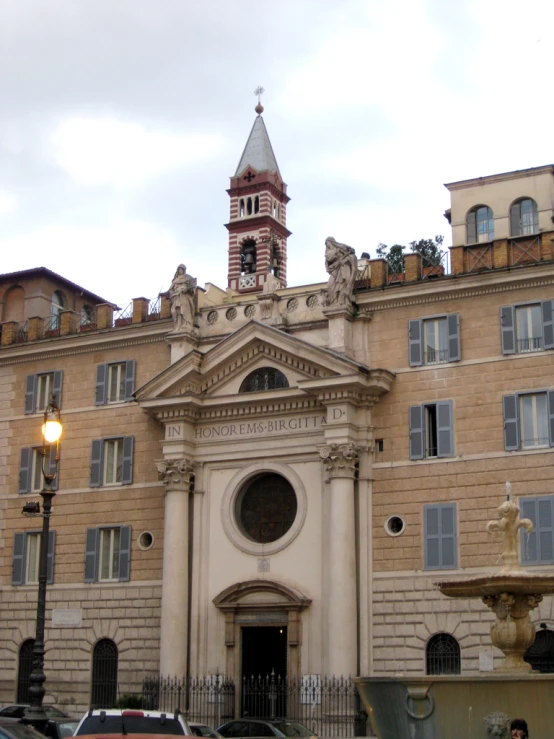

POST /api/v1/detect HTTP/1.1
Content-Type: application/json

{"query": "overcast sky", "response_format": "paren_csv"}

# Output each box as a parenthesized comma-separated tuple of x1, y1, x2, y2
(1, 0, 552, 306)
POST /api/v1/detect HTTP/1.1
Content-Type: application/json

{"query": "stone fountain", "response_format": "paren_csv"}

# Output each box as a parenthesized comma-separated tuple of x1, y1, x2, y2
(355, 489, 554, 738)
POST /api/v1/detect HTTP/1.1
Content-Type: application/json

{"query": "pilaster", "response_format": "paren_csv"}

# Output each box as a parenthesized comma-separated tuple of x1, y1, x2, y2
(166, 328, 200, 365)
(322, 304, 355, 357)
(320, 443, 360, 676)
(156, 458, 195, 677)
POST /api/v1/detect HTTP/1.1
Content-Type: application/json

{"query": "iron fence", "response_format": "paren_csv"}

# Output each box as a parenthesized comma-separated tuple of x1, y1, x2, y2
(114, 302, 132, 326)
(141, 674, 367, 738)
(142, 674, 235, 728)
(148, 295, 161, 320)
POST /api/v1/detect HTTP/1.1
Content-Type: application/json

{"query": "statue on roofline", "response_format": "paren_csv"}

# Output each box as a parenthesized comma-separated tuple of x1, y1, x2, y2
(323, 236, 358, 307)
(169, 264, 197, 332)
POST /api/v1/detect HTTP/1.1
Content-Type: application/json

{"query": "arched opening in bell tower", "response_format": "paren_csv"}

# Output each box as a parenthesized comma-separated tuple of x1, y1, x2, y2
(241, 239, 257, 274)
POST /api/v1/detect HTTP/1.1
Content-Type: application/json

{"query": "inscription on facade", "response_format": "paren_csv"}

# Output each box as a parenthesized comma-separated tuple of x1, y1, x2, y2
(196, 414, 325, 440)
(167, 425, 182, 438)
(52, 608, 83, 627)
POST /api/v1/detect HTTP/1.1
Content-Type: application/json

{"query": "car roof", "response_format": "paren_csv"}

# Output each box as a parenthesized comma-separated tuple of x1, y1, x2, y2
(81, 711, 184, 717)
(76, 735, 190, 739)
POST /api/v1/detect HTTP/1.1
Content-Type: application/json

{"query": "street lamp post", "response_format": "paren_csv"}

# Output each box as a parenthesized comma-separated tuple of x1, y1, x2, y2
(22, 394, 62, 732)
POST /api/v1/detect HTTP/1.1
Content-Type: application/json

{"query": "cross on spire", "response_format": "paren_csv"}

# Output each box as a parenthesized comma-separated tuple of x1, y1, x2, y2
(254, 86, 265, 115)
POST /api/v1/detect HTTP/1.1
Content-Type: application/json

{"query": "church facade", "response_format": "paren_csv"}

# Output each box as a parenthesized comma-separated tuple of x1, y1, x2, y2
(1, 108, 554, 714)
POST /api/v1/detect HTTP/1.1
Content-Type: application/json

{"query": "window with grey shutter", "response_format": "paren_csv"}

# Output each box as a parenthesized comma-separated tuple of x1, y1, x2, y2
(510, 201, 522, 237)
(543, 300, 554, 350)
(52, 370, 63, 408)
(95, 364, 108, 405)
(436, 401, 454, 458)
(84, 528, 99, 582)
(12, 532, 26, 585)
(90, 440, 104, 487)
(546, 390, 554, 446)
(466, 210, 477, 244)
(12, 531, 56, 585)
(19, 448, 32, 494)
(520, 496, 554, 565)
(447, 314, 461, 362)
(46, 531, 55, 584)
(118, 526, 132, 581)
(409, 320, 423, 366)
(124, 360, 136, 401)
(409, 405, 425, 459)
(424, 503, 457, 569)
(24, 375, 37, 415)
(48, 445, 59, 492)
(503, 394, 519, 451)
(121, 436, 134, 485)
(500, 306, 516, 354)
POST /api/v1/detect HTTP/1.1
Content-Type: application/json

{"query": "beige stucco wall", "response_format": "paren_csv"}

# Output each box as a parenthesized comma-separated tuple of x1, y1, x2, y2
(448, 168, 554, 246)
(1, 252, 554, 709)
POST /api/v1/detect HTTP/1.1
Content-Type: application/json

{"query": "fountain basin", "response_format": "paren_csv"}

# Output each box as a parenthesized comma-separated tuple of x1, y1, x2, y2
(436, 572, 554, 598)
(355, 674, 554, 739)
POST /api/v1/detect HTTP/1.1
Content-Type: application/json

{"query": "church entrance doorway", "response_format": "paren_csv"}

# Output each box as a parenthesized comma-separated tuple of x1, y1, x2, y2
(241, 626, 287, 718)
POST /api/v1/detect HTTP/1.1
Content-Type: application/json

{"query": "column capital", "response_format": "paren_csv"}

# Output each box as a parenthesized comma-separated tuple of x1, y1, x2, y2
(156, 458, 195, 492)
(319, 443, 360, 479)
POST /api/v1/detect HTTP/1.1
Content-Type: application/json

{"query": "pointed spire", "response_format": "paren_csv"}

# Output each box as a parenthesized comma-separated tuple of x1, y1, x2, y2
(234, 88, 281, 177)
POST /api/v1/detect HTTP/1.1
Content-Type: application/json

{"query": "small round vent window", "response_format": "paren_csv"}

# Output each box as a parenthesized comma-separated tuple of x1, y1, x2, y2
(138, 531, 154, 550)
(385, 516, 405, 537)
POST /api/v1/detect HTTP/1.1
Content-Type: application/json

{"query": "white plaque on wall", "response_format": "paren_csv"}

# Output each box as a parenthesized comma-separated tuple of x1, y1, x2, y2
(479, 649, 494, 672)
(52, 609, 83, 627)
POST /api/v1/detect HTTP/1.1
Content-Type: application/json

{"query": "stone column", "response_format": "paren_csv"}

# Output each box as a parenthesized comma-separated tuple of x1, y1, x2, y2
(156, 458, 195, 677)
(320, 443, 359, 676)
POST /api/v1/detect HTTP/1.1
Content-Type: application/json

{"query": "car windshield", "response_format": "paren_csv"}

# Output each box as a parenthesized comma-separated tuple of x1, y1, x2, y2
(191, 727, 217, 738)
(55, 722, 79, 738)
(76, 716, 185, 735)
(43, 709, 68, 719)
(0, 723, 47, 739)
(272, 723, 312, 737)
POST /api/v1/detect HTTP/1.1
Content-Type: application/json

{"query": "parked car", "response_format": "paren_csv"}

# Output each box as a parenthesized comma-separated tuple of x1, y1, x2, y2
(0, 709, 70, 721)
(189, 724, 222, 739)
(0, 718, 48, 739)
(74, 710, 193, 736)
(217, 720, 316, 739)
(43, 718, 79, 739)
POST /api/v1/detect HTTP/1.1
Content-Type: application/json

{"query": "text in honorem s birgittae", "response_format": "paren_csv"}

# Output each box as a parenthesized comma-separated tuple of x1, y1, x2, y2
(195, 413, 327, 440)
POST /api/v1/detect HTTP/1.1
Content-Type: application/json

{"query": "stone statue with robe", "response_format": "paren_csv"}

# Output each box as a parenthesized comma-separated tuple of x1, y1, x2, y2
(169, 264, 197, 332)
(323, 236, 358, 307)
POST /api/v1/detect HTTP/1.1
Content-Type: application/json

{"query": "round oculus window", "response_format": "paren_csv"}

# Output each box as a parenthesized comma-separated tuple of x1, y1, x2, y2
(236, 473, 298, 544)
(385, 515, 405, 537)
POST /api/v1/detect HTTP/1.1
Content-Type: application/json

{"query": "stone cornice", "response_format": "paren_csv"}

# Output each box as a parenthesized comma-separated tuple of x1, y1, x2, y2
(356, 265, 554, 314)
(298, 369, 395, 399)
(319, 443, 360, 479)
(156, 458, 195, 491)
(0, 324, 169, 366)
(149, 396, 322, 423)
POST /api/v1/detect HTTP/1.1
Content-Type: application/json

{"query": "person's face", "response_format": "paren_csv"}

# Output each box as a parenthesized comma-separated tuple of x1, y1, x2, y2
(512, 730, 526, 739)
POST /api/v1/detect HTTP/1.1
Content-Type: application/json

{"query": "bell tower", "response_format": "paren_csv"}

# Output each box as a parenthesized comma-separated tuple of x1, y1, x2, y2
(226, 89, 291, 293)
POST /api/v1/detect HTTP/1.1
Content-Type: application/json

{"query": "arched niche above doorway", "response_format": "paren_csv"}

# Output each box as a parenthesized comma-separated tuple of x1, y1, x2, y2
(213, 579, 311, 682)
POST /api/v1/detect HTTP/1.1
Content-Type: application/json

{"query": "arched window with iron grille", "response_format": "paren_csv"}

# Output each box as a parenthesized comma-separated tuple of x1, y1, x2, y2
(91, 639, 118, 708)
(17, 639, 35, 703)
(426, 633, 461, 675)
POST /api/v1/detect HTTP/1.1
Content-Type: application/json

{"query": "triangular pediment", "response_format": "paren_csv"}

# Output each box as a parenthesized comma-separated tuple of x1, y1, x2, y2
(135, 320, 372, 403)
